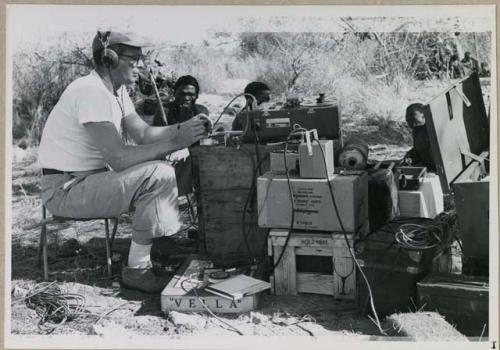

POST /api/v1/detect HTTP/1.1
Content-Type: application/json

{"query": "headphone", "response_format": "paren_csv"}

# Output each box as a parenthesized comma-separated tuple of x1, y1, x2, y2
(97, 31, 119, 69)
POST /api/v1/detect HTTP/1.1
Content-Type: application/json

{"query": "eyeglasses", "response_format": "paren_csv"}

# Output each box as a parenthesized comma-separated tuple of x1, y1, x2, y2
(119, 53, 144, 66)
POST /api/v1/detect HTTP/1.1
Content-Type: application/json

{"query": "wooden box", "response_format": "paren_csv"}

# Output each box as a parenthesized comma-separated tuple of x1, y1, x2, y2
(161, 255, 259, 314)
(257, 171, 369, 232)
(417, 273, 489, 337)
(267, 229, 364, 299)
(424, 72, 490, 272)
(192, 144, 279, 262)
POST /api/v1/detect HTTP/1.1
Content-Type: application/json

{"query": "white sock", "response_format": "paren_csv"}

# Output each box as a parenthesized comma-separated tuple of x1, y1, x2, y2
(128, 241, 152, 269)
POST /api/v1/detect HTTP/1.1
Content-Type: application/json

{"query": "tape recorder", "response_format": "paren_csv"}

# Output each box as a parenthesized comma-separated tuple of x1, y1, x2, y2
(238, 104, 341, 144)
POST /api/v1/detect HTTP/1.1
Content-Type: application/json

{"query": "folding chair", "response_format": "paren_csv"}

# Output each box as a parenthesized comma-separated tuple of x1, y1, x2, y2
(37, 205, 119, 281)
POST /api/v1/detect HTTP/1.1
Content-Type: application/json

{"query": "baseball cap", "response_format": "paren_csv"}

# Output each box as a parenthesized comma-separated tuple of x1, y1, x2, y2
(92, 31, 151, 53)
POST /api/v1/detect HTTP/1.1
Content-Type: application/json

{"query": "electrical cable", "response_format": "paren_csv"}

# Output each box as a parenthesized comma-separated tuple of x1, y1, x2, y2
(24, 281, 87, 334)
(212, 93, 257, 131)
(270, 128, 307, 271)
(182, 278, 244, 335)
(241, 153, 270, 259)
(314, 139, 387, 336)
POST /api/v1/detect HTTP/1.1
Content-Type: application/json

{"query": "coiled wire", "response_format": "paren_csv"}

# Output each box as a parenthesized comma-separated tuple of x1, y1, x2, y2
(25, 281, 87, 333)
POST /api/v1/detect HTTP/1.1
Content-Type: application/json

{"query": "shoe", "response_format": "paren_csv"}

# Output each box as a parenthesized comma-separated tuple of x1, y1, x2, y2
(120, 266, 166, 294)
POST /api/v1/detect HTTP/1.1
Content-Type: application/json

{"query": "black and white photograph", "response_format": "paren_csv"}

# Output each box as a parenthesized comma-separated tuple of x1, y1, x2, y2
(3, 4, 498, 349)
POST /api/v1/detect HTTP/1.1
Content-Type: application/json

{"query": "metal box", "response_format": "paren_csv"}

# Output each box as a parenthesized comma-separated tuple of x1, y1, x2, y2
(398, 174, 443, 218)
(452, 161, 489, 263)
(395, 166, 426, 190)
(356, 220, 436, 316)
(417, 273, 488, 337)
(257, 171, 369, 232)
(240, 104, 341, 144)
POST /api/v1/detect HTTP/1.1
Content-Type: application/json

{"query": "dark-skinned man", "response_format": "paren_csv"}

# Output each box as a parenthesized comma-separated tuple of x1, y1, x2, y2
(152, 75, 210, 196)
(231, 81, 271, 131)
(38, 32, 211, 293)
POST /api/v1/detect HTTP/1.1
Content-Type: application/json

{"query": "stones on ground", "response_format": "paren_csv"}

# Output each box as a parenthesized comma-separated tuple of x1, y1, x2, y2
(168, 311, 207, 330)
(92, 320, 130, 336)
(11, 284, 28, 299)
(250, 312, 268, 325)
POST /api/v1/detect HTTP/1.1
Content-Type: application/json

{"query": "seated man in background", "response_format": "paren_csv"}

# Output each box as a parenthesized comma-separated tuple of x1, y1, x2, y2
(461, 51, 479, 74)
(448, 54, 466, 79)
(152, 75, 210, 196)
(402, 103, 436, 172)
(152, 75, 209, 126)
(232, 81, 271, 131)
(38, 31, 210, 293)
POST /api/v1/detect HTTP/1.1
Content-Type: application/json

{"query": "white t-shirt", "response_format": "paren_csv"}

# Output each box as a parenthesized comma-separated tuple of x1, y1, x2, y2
(39, 70, 136, 171)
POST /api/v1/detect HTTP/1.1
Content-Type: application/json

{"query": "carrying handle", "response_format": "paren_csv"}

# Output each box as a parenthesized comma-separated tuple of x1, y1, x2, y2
(304, 129, 319, 156)
(453, 87, 472, 107)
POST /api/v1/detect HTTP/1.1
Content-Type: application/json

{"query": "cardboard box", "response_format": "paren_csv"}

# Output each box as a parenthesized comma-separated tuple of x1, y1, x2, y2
(257, 171, 368, 232)
(398, 174, 443, 218)
(299, 140, 334, 178)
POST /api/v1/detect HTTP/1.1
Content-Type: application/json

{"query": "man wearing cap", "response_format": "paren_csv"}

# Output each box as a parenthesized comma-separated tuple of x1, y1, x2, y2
(38, 31, 210, 293)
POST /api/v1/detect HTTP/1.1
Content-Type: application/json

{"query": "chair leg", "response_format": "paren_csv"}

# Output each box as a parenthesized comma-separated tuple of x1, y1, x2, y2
(39, 206, 49, 280)
(104, 219, 112, 278)
(110, 217, 119, 251)
(37, 208, 44, 268)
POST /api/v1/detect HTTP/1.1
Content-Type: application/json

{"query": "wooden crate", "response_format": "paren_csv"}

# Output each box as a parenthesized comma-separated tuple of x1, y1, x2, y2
(192, 144, 279, 261)
(267, 229, 358, 299)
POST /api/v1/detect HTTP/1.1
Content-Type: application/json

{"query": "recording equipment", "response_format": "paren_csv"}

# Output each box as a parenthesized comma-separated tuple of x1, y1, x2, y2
(97, 31, 119, 69)
(270, 151, 299, 175)
(239, 104, 341, 144)
(199, 130, 243, 146)
(395, 166, 427, 190)
(338, 139, 369, 170)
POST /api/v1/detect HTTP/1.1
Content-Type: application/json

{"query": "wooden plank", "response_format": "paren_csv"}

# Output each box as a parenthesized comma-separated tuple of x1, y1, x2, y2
(295, 246, 333, 257)
(199, 189, 253, 225)
(296, 273, 334, 295)
(273, 245, 297, 295)
(270, 233, 354, 249)
(204, 223, 267, 258)
(193, 144, 274, 191)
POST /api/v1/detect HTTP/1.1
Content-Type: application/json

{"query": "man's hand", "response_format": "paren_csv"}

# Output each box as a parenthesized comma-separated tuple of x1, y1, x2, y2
(177, 114, 211, 147)
(166, 148, 190, 165)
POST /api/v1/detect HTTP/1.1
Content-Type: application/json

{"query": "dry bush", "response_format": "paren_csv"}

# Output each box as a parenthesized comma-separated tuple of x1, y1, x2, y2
(13, 37, 94, 145)
(12, 30, 491, 146)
